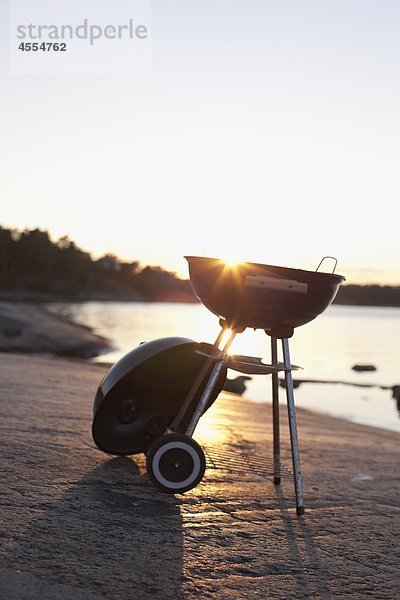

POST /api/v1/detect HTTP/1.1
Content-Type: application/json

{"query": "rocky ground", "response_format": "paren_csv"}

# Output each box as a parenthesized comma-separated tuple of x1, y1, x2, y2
(0, 302, 110, 358)
(0, 352, 399, 599)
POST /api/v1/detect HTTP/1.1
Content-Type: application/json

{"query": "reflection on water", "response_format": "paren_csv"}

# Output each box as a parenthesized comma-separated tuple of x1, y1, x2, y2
(46, 302, 400, 433)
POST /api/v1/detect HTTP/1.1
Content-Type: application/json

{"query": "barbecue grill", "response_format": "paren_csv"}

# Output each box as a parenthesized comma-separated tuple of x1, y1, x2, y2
(93, 256, 344, 515)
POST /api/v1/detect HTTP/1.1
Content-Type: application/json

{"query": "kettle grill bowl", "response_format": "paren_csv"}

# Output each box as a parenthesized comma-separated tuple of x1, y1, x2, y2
(185, 256, 345, 333)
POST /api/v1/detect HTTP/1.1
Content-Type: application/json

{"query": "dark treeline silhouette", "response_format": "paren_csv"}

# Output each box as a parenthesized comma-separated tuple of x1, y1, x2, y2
(0, 226, 194, 301)
(333, 284, 400, 307)
(0, 226, 399, 305)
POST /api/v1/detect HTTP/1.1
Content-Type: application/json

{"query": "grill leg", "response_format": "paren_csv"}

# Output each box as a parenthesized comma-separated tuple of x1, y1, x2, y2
(186, 328, 237, 437)
(271, 336, 281, 485)
(169, 327, 227, 432)
(282, 338, 305, 516)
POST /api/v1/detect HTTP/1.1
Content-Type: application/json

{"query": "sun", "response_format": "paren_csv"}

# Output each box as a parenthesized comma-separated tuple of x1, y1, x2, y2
(220, 252, 243, 268)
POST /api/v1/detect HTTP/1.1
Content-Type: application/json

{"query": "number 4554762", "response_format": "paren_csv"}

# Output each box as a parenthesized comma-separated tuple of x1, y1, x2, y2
(19, 42, 67, 51)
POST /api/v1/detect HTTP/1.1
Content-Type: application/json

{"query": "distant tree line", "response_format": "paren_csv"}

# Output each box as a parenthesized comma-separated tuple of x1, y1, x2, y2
(0, 226, 194, 301)
(0, 225, 399, 305)
(333, 284, 400, 307)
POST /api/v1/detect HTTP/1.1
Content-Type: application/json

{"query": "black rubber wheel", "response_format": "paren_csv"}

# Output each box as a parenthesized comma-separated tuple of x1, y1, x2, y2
(146, 433, 206, 494)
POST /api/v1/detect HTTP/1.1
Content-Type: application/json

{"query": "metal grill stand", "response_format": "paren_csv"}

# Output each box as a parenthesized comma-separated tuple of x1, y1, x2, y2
(169, 321, 305, 516)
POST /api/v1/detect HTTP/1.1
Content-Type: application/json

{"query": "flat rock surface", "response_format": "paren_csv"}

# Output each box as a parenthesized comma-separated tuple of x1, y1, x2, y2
(0, 352, 399, 599)
(0, 302, 110, 358)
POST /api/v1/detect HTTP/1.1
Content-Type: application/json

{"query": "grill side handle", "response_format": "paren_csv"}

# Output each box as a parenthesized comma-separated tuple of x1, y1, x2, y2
(244, 275, 308, 294)
(315, 256, 338, 274)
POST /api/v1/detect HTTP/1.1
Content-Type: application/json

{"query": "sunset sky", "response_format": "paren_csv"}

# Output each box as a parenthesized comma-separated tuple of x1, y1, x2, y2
(1, 1, 400, 283)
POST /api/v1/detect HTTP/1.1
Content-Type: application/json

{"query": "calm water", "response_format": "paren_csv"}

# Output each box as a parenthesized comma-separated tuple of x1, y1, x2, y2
(46, 302, 400, 433)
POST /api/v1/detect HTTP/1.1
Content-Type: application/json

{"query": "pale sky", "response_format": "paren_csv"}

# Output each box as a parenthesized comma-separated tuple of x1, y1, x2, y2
(1, 0, 400, 283)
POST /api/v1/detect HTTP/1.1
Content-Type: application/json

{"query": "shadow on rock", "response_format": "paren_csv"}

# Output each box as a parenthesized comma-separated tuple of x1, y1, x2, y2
(7, 457, 184, 599)
(274, 486, 332, 599)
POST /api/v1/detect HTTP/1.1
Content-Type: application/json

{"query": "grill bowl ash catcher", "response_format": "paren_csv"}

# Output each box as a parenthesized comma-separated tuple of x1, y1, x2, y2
(93, 256, 345, 515)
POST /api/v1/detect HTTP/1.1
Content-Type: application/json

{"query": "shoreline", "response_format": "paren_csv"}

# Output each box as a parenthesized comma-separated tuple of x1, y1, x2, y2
(0, 351, 399, 599)
(2, 300, 399, 434)
(0, 301, 111, 358)
(1, 292, 400, 308)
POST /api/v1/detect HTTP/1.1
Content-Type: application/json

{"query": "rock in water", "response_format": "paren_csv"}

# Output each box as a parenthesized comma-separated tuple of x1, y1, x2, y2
(223, 376, 252, 395)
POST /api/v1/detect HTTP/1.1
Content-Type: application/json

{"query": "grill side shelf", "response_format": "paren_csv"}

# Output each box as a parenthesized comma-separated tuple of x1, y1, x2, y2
(195, 350, 302, 375)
